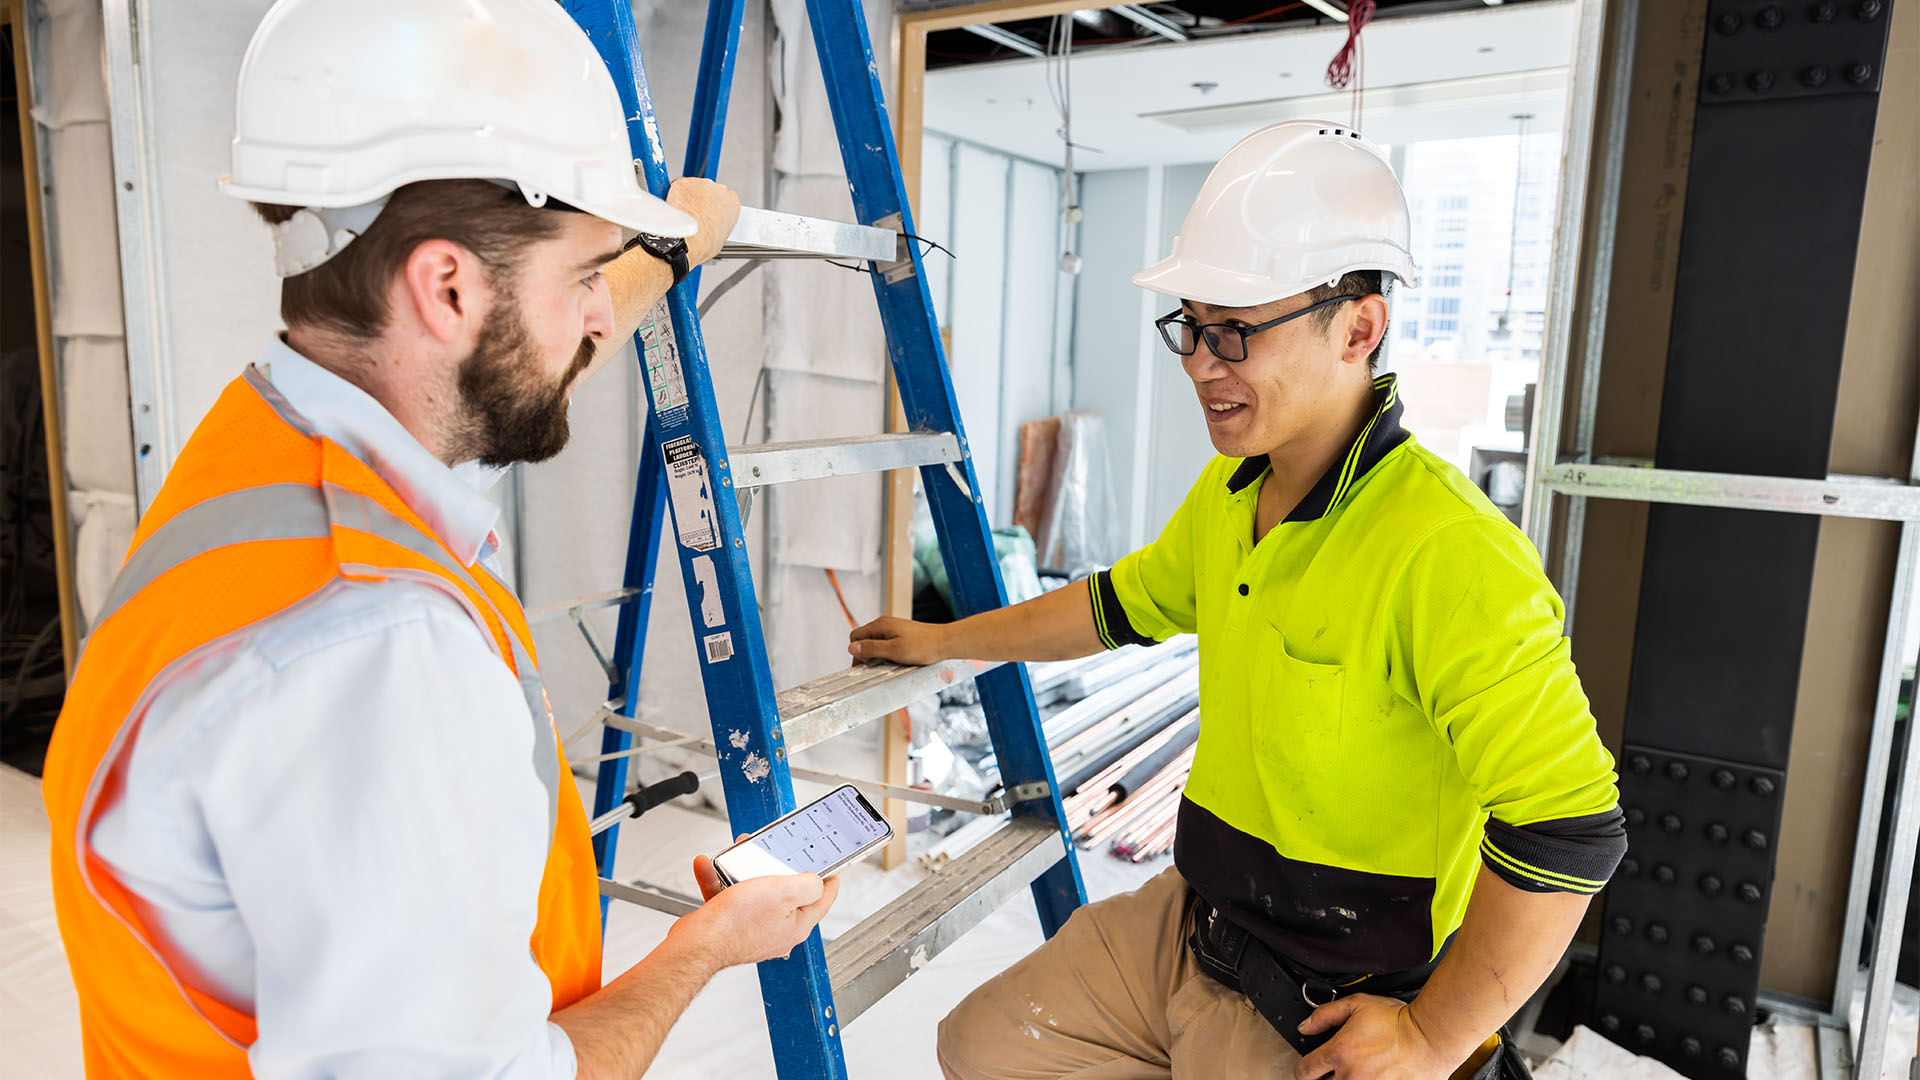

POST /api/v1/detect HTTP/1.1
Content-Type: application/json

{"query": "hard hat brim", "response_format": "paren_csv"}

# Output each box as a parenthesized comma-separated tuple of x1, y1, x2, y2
(1132, 254, 1303, 309)
(1133, 250, 1420, 309)
(219, 174, 700, 239)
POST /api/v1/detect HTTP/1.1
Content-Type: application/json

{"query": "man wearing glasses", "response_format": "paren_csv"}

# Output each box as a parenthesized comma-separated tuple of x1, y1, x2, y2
(850, 121, 1624, 1079)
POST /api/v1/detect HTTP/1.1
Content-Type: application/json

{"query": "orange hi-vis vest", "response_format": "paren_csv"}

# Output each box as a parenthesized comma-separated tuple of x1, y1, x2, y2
(41, 367, 602, 1077)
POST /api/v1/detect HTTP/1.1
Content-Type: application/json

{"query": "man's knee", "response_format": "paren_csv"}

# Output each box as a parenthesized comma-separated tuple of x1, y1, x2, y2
(935, 990, 998, 1080)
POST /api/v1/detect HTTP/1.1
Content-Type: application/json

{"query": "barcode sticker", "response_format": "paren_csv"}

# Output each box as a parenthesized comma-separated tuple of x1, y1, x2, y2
(703, 632, 734, 664)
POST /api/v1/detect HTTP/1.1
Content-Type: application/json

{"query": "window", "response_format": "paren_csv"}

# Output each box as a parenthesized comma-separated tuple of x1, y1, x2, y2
(1401, 320, 1420, 340)
(1441, 195, 1470, 211)
(1426, 318, 1458, 333)
(1431, 265, 1463, 288)
(1428, 297, 1460, 316)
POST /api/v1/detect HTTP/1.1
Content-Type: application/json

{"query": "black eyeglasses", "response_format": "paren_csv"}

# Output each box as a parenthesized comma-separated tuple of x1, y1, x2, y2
(1155, 294, 1364, 362)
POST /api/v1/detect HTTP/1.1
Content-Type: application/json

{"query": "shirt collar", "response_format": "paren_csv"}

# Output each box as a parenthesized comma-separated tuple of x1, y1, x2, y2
(258, 338, 502, 566)
(1225, 372, 1409, 523)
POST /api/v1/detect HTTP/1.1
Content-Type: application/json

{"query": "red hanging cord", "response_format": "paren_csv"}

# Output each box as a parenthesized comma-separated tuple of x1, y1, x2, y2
(1328, 0, 1374, 94)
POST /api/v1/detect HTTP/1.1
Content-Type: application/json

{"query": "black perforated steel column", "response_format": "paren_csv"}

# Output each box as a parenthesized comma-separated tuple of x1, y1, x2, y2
(1593, 2, 1895, 1075)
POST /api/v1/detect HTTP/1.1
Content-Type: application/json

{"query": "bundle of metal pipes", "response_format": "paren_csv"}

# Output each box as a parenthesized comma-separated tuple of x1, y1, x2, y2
(1062, 711, 1198, 863)
(949, 640, 1205, 866)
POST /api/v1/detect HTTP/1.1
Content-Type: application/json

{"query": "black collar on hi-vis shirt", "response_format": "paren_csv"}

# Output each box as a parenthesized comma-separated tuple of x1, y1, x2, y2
(1224, 372, 1409, 524)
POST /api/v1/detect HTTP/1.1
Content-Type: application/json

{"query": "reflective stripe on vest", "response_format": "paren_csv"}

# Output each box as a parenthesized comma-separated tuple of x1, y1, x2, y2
(91, 475, 563, 837)
(41, 367, 601, 1077)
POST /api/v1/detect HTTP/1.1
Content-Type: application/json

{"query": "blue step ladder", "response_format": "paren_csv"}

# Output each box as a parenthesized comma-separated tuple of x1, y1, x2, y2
(546, 2, 1088, 1075)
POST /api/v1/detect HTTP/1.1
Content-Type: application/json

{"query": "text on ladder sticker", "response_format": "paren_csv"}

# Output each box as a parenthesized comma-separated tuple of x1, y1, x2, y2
(637, 300, 689, 419)
(662, 436, 720, 552)
(703, 632, 735, 664)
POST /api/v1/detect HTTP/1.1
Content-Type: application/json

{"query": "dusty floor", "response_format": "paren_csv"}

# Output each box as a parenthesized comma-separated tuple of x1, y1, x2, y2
(2, 763, 1913, 1078)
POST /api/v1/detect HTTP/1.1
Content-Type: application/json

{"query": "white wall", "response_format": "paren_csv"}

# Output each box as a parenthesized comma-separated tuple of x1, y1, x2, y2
(917, 133, 1073, 530)
(1069, 167, 1164, 551)
(1141, 163, 1218, 542)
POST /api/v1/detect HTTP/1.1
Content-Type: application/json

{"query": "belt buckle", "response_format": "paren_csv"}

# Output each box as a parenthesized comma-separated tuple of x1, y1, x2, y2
(1301, 980, 1338, 1009)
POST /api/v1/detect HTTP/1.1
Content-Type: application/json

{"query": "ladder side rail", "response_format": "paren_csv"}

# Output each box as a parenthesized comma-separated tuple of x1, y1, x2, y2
(680, 0, 749, 296)
(564, 3, 847, 1077)
(799, 0, 1087, 935)
(589, 430, 670, 923)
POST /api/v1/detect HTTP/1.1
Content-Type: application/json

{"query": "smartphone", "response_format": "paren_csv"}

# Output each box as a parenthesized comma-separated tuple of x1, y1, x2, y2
(711, 784, 893, 885)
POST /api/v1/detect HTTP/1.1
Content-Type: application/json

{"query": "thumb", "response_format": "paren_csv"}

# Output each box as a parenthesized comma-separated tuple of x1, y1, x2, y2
(849, 636, 898, 662)
(692, 855, 725, 902)
(1299, 996, 1362, 1036)
(777, 872, 827, 909)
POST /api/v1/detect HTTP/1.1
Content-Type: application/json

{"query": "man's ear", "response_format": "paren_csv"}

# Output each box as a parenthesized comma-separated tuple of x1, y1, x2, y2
(1342, 294, 1389, 366)
(400, 239, 480, 345)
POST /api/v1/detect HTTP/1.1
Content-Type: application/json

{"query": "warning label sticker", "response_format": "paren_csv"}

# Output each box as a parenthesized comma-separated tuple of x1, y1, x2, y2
(638, 301, 688, 418)
(662, 436, 720, 553)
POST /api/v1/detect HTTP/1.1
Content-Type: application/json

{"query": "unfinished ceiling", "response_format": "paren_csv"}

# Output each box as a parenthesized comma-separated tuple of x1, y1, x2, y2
(921, 0, 1574, 169)
(917, 0, 1563, 68)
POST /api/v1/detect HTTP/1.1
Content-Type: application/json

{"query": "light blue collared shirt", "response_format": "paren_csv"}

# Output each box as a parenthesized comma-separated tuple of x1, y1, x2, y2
(89, 340, 578, 1079)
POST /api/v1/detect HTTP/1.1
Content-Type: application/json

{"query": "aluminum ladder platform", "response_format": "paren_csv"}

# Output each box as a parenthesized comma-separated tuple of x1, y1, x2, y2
(553, 2, 1088, 1076)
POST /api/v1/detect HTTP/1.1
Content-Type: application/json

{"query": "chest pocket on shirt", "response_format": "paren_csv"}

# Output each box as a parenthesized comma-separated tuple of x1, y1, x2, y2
(1252, 624, 1346, 791)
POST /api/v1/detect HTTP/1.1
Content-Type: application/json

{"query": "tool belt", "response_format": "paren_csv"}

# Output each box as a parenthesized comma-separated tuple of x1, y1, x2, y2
(1189, 895, 1532, 1079)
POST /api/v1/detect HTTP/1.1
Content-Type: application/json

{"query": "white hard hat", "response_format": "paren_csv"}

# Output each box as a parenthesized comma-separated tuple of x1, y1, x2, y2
(1134, 120, 1419, 308)
(221, 0, 697, 276)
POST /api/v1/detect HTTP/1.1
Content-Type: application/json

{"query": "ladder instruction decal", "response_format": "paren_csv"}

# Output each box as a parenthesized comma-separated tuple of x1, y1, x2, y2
(662, 436, 720, 552)
(638, 300, 689, 422)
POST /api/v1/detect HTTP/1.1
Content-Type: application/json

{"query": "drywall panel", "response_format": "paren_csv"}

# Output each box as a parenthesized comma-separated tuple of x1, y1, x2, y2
(996, 160, 1064, 531)
(920, 134, 955, 329)
(947, 142, 1011, 524)
(1070, 165, 1159, 550)
(1142, 162, 1215, 538)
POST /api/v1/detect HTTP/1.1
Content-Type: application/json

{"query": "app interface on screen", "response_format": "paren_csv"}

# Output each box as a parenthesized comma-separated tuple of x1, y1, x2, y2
(752, 788, 887, 874)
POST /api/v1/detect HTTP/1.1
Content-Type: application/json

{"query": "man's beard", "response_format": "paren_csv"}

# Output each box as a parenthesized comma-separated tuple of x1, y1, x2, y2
(452, 300, 595, 468)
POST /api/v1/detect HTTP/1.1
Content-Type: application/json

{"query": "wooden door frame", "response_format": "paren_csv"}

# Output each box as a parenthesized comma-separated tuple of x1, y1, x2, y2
(5, 0, 78, 678)
(874, 1, 1086, 866)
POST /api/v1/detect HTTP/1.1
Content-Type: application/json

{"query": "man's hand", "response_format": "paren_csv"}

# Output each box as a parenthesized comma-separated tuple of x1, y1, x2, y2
(666, 177, 741, 267)
(1293, 995, 1469, 1080)
(671, 851, 839, 970)
(849, 616, 951, 666)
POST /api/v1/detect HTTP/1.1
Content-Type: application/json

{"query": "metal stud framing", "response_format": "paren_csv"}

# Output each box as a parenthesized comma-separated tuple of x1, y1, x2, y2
(1523, 1, 1912, 1075)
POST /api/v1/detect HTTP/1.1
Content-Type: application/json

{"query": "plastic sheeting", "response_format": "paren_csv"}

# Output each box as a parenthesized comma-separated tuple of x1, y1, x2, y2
(1033, 411, 1122, 575)
(45, 121, 123, 340)
(25, 0, 136, 646)
(58, 337, 134, 496)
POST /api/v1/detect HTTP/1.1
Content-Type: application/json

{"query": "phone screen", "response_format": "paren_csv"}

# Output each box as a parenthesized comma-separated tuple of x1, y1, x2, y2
(715, 786, 889, 882)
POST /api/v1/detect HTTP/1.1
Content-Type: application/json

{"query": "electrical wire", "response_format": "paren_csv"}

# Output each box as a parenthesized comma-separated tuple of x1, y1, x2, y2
(824, 568, 859, 629)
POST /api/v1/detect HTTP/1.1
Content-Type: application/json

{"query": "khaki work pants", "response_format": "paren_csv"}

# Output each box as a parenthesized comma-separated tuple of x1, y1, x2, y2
(936, 868, 1300, 1080)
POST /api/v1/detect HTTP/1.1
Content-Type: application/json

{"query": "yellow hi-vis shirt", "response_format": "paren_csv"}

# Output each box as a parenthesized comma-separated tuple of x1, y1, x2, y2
(1089, 373, 1624, 975)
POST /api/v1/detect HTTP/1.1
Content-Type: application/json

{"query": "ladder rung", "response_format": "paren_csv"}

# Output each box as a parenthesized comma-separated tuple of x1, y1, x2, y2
(825, 816, 1065, 1025)
(524, 586, 643, 624)
(728, 433, 961, 489)
(598, 876, 702, 918)
(779, 658, 1003, 753)
(715, 206, 897, 262)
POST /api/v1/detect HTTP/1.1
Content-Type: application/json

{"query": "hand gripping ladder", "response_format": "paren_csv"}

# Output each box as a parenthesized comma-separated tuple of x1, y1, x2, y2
(547, 2, 1088, 1075)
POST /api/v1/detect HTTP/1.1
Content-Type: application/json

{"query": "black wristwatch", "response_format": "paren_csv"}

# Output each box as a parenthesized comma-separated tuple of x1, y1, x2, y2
(629, 232, 690, 285)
